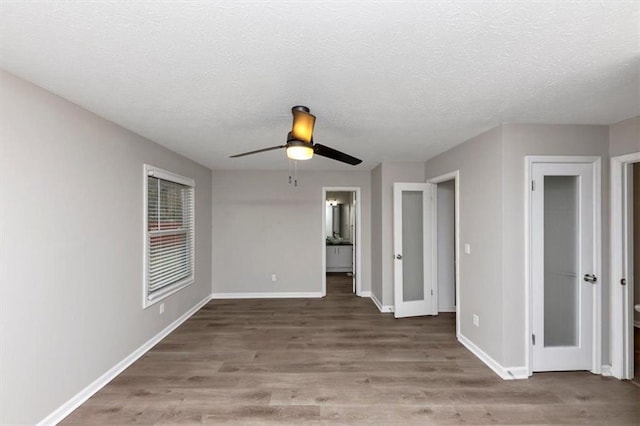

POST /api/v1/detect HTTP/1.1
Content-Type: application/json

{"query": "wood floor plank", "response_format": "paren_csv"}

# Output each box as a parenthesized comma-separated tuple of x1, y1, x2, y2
(61, 275, 640, 424)
(268, 385, 562, 406)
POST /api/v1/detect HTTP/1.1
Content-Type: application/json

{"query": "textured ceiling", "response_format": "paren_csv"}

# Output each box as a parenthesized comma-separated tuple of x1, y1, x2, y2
(1, 1, 638, 171)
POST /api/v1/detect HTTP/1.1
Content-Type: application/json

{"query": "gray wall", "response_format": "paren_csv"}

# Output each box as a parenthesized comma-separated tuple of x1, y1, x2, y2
(425, 126, 505, 363)
(212, 170, 370, 295)
(609, 116, 640, 157)
(0, 71, 212, 424)
(371, 165, 383, 302)
(501, 123, 609, 366)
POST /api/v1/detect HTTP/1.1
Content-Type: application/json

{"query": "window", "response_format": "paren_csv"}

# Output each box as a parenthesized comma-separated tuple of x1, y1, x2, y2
(143, 165, 195, 307)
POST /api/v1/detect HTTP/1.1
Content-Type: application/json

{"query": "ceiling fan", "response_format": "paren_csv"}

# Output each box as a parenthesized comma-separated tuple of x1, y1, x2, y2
(230, 106, 362, 165)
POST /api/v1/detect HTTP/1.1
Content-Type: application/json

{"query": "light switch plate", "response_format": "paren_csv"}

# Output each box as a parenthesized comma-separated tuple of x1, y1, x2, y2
(464, 243, 471, 254)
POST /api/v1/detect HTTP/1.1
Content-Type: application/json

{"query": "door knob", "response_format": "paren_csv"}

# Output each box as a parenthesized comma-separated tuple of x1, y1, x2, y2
(583, 273, 597, 283)
(395, 254, 402, 260)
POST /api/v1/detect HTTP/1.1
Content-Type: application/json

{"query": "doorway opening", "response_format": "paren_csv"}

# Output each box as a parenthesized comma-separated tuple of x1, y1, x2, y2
(322, 187, 361, 297)
(427, 171, 460, 336)
(436, 179, 456, 315)
(611, 152, 640, 382)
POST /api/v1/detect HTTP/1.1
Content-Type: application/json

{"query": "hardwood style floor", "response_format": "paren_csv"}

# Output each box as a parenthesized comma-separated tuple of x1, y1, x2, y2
(63, 275, 640, 425)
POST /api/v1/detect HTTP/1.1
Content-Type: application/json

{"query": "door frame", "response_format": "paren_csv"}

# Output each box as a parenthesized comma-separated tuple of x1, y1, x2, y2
(610, 152, 640, 379)
(427, 170, 461, 337)
(524, 156, 602, 376)
(321, 187, 362, 297)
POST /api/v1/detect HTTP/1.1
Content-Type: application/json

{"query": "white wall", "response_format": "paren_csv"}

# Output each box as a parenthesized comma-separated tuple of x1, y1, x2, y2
(212, 170, 370, 295)
(425, 126, 505, 363)
(0, 71, 212, 424)
(437, 179, 456, 312)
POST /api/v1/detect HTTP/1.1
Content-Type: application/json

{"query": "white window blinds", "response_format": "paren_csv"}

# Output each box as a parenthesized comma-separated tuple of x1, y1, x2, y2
(144, 166, 195, 306)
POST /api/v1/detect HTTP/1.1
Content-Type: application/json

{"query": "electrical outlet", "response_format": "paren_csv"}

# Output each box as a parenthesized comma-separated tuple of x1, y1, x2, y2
(159, 303, 165, 315)
(473, 314, 479, 327)
(465, 243, 471, 255)
(271, 274, 277, 282)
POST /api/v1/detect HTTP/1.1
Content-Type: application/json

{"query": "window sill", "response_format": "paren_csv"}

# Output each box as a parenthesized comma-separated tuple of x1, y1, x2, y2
(143, 276, 195, 309)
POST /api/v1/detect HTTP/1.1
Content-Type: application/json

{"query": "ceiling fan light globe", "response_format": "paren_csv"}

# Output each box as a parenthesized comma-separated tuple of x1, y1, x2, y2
(286, 145, 314, 161)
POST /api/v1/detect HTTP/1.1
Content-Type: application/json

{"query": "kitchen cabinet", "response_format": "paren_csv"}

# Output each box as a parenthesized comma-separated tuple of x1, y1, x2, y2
(326, 245, 353, 272)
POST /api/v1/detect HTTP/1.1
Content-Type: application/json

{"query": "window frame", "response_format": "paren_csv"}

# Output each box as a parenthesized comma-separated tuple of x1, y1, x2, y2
(143, 164, 196, 308)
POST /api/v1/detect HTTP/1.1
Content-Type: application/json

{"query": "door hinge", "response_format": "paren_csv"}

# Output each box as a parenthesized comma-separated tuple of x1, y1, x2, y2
(532, 334, 536, 345)
(531, 180, 535, 191)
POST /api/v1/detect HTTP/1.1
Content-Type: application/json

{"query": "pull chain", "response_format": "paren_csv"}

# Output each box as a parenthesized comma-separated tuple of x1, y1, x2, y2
(287, 159, 300, 187)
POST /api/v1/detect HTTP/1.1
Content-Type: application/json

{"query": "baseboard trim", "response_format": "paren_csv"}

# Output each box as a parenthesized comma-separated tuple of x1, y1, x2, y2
(601, 365, 613, 376)
(370, 292, 383, 311)
(370, 292, 394, 313)
(457, 333, 526, 380)
(38, 294, 212, 426)
(359, 291, 371, 297)
(211, 292, 323, 299)
(503, 366, 529, 380)
(438, 307, 456, 313)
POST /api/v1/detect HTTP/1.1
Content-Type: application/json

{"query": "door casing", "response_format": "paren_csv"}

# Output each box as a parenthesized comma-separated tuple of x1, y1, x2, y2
(610, 152, 640, 379)
(524, 156, 602, 376)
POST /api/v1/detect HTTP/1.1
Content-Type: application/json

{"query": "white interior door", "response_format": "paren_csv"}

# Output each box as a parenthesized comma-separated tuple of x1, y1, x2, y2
(531, 162, 597, 371)
(393, 182, 436, 318)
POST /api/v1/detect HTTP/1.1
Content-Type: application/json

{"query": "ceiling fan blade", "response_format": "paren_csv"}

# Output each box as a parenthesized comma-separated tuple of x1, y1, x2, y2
(229, 145, 286, 158)
(313, 143, 362, 165)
